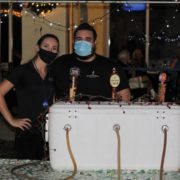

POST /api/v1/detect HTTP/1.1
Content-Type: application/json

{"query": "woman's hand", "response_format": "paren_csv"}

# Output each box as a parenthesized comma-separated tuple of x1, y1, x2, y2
(0, 80, 32, 131)
(9, 118, 32, 131)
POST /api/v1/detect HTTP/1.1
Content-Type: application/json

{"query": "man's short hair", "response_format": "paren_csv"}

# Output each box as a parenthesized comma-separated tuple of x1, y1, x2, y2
(74, 23, 97, 41)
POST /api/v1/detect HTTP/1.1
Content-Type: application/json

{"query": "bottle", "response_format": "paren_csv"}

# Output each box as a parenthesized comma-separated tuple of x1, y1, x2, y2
(110, 68, 120, 101)
(158, 72, 167, 103)
(69, 67, 80, 101)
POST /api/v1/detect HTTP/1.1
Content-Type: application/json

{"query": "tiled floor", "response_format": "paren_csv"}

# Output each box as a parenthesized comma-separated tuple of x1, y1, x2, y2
(0, 159, 180, 180)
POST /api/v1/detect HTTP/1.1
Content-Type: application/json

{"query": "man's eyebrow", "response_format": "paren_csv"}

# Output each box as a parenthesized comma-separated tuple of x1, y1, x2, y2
(76, 37, 92, 39)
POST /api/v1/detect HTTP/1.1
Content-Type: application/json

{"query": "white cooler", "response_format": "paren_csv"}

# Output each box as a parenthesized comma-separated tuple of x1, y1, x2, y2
(47, 101, 180, 171)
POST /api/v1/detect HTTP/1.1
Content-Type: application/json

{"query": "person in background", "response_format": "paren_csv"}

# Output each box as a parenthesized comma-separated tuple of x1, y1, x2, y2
(116, 49, 133, 78)
(117, 49, 131, 66)
(130, 48, 156, 101)
(0, 34, 59, 160)
(51, 23, 130, 102)
(166, 49, 180, 102)
(116, 49, 156, 101)
(132, 48, 147, 76)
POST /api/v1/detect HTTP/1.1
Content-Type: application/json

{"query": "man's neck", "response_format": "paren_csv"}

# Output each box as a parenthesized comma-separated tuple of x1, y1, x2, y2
(76, 54, 96, 63)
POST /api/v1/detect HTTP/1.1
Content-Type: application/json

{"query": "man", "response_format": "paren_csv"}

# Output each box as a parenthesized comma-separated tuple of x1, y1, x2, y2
(51, 23, 130, 102)
(166, 50, 180, 102)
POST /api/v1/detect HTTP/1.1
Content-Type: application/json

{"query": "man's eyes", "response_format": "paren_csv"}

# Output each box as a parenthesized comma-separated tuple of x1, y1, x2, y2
(76, 37, 93, 42)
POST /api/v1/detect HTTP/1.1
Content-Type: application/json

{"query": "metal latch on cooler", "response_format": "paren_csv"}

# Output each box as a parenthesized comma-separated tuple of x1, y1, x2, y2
(68, 109, 78, 119)
(156, 110, 166, 120)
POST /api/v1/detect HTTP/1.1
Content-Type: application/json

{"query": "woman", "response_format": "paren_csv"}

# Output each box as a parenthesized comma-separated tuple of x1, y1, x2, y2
(117, 49, 133, 78)
(132, 48, 147, 76)
(0, 34, 59, 160)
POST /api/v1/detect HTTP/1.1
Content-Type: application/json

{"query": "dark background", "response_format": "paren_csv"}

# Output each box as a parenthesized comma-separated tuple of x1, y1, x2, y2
(110, 4, 180, 65)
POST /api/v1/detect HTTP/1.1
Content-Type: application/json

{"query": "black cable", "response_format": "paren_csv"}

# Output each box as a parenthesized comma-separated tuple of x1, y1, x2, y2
(11, 160, 43, 180)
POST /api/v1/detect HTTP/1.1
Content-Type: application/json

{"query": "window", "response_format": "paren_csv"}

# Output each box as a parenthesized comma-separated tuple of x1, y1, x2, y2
(110, 3, 180, 66)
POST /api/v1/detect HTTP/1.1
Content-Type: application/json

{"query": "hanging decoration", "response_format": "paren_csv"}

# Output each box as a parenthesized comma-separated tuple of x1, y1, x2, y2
(27, 2, 58, 16)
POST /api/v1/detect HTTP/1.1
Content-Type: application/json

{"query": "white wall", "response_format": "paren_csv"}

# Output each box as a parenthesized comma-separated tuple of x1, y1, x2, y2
(22, 6, 67, 64)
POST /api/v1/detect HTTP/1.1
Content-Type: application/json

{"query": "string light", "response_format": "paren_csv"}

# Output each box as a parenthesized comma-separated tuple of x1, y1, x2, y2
(0, 2, 179, 44)
(0, 2, 58, 18)
(22, 4, 180, 44)
(128, 34, 180, 43)
(0, 9, 22, 18)
(0, 3, 23, 18)
(74, 24, 78, 29)
(27, 2, 58, 15)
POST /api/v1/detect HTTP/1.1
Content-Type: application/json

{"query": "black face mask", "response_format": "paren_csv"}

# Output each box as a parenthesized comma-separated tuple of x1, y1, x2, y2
(38, 48, 58, 65)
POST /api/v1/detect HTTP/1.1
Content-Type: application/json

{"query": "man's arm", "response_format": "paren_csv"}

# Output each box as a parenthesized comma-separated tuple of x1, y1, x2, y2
(116, 88, 131, 102)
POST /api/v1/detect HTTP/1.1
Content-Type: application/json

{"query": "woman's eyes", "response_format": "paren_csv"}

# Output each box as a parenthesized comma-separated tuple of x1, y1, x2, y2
(42, 45, 58, 52)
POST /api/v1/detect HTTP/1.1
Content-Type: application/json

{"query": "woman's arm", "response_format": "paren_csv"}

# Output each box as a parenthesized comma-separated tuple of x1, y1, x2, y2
(0, 80, 31, 130)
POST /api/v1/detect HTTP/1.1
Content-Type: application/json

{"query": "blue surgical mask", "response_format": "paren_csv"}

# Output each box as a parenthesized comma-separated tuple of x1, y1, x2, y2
(74, 40, 92, 57)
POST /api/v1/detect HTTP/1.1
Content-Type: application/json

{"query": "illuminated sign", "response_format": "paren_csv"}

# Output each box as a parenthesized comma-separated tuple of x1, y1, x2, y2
(123, 3, 146, 11)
